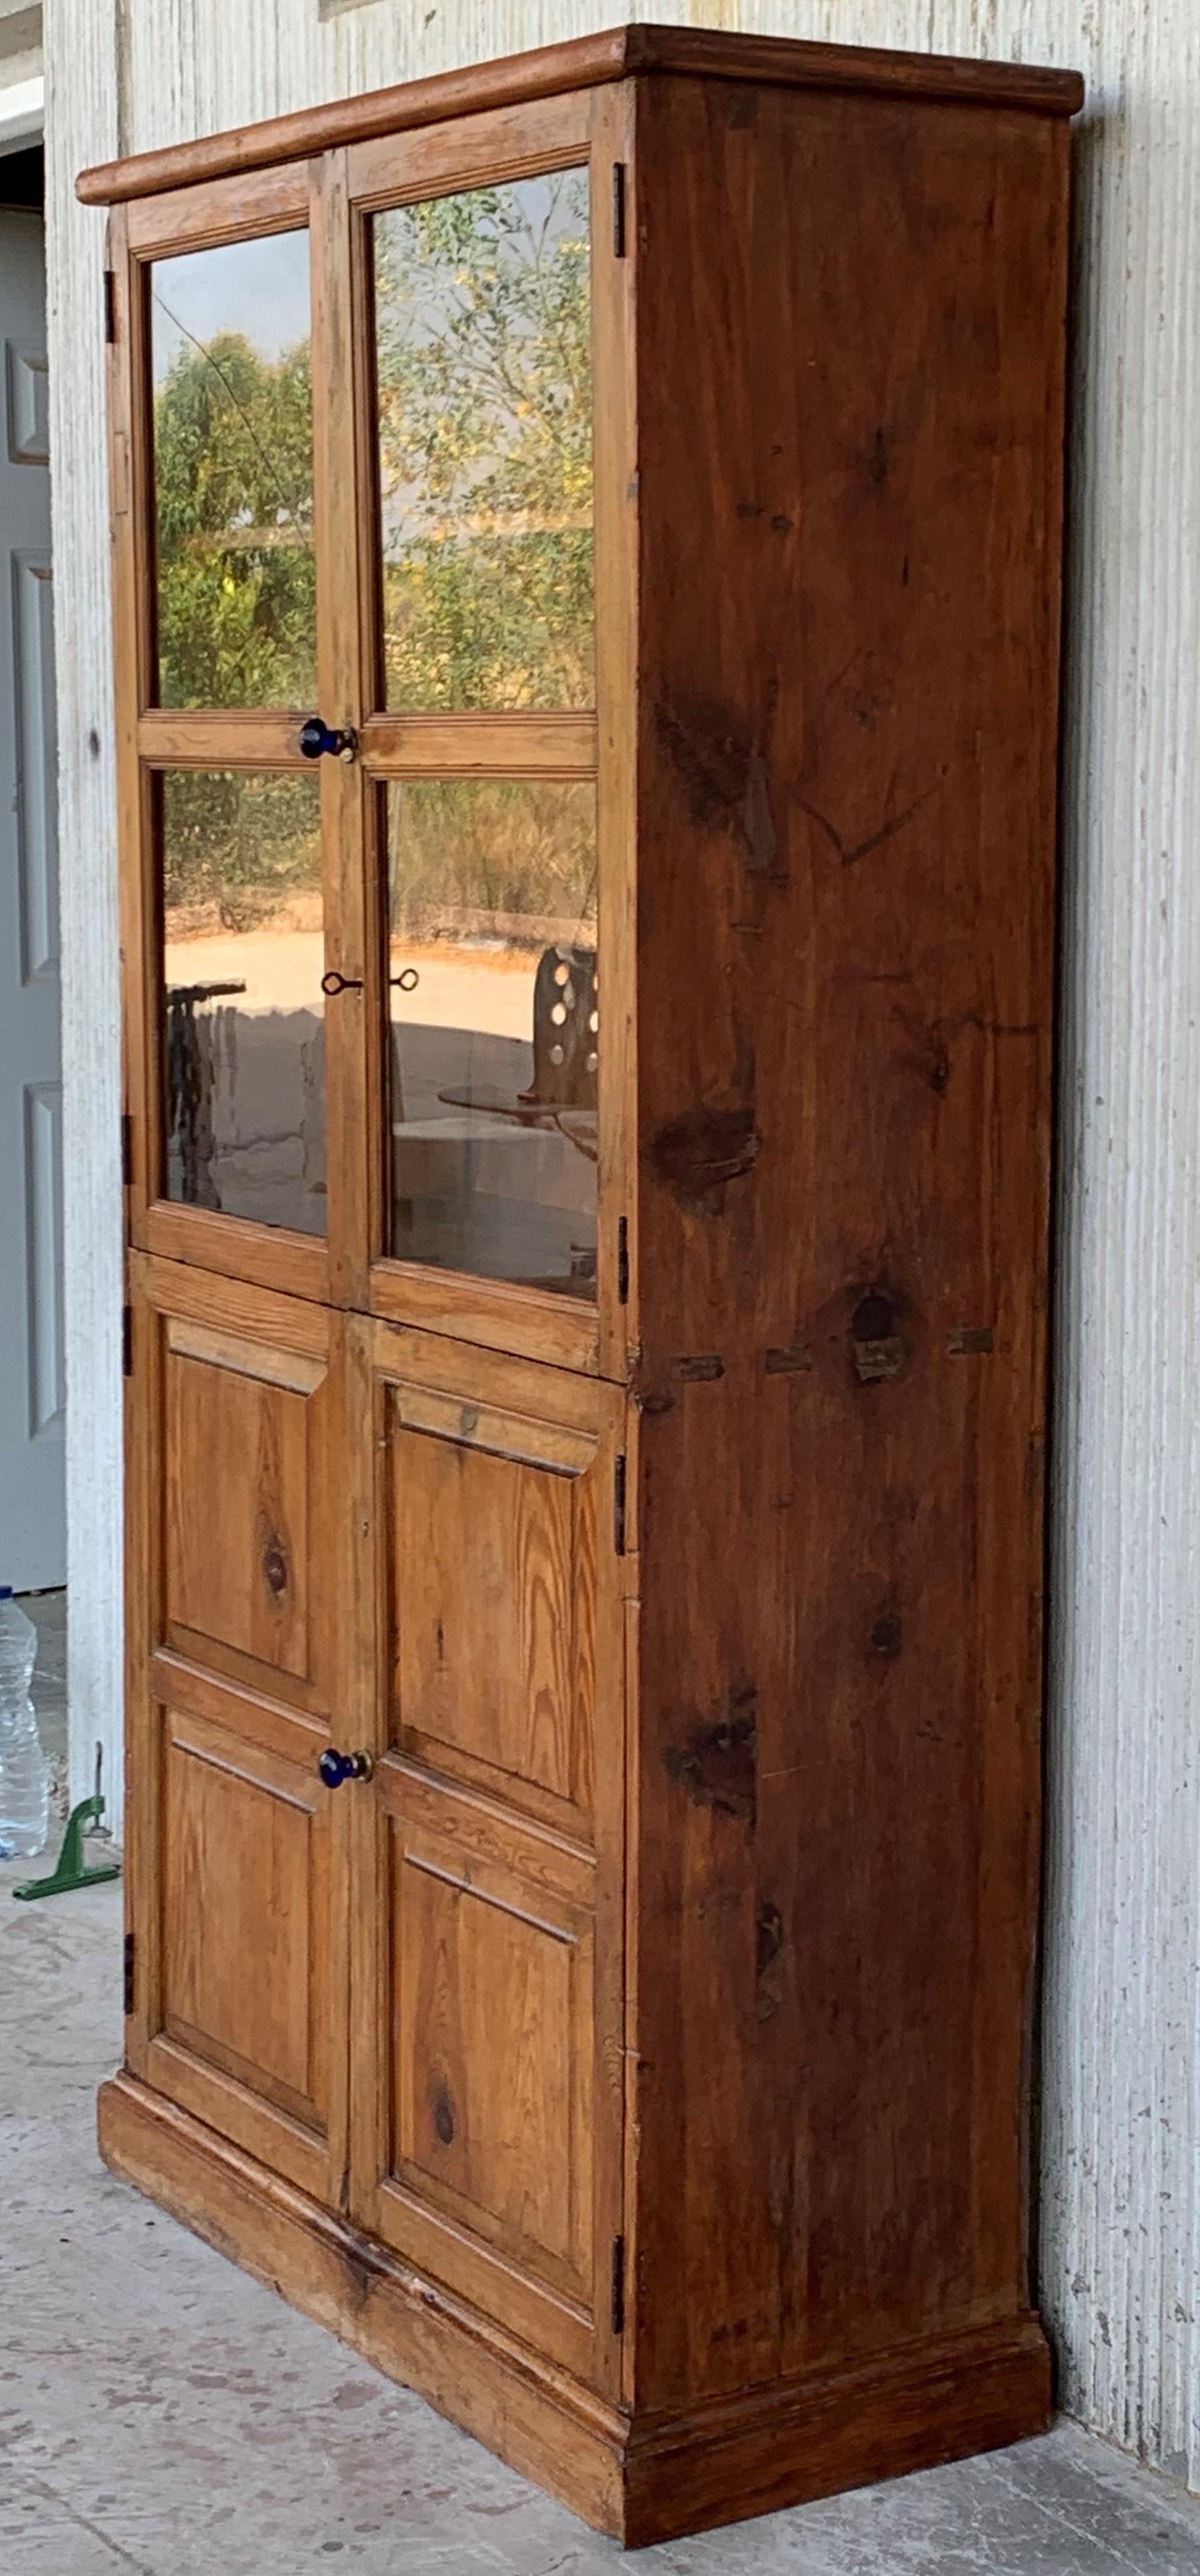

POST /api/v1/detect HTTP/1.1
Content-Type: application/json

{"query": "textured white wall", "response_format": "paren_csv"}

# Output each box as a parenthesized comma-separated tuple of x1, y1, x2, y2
(43, 0, 1200, 2493)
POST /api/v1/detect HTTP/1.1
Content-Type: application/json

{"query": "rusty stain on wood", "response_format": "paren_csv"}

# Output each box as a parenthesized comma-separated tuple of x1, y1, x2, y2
(849, 1289, 908, 1384)
(673, 1354, 725, 1381)
(764, 1345, 812, 1374)
(949, 1326, 995, 1356)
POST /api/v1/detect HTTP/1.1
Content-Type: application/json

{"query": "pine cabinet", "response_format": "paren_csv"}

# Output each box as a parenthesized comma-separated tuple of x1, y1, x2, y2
(82, 23, 1081, 2545)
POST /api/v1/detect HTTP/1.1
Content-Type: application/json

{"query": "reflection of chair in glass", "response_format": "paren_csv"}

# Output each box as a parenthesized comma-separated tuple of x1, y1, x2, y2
(390, 941, 599, 1291)
(435, 944, 598, 1142)
(523, 945, 597, 1113)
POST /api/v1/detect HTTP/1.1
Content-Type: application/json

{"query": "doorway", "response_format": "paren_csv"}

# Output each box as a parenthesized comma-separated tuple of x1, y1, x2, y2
(0, 139, 63, 1594)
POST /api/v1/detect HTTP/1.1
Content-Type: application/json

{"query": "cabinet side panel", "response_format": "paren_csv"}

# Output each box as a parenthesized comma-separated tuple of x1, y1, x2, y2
(630, 77, 1067, 2404)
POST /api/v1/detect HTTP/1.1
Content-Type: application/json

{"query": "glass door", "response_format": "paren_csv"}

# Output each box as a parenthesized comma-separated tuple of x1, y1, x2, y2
(116, 164, 354, 1304)
(348, 94, 633, 1377)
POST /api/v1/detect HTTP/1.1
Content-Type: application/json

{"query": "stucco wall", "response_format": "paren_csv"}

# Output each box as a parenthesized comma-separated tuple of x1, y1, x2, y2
(43, 0, 1200, 2491)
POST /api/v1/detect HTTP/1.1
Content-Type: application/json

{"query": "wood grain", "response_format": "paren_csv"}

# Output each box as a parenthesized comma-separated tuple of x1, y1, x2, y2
(360, 713, 595, 777)
(77, 25, 1081, 206)
(125, 160, 308, 253)
(369, 1258, 601, 1376)
(589, 77, 639, 1386)
(348, 89, 591, 210)
(312, 146, 374, 1307)
(625, 73, 1067, 2410)
(391, 1401, 596, 1811)
(136, 710, 311, 768)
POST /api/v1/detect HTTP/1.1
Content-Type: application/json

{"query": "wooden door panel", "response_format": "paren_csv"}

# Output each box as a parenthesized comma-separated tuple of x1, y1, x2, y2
(161, 1706, 329, 2125)
(164, 1314, 328, 1696)
(355, 1320, 626, 2391)
(127, 1252, 348, 2208)
(392, 1400, 597, 1820)
(378, 1326, 606, 1838)
(392, 1813, 593, 2296)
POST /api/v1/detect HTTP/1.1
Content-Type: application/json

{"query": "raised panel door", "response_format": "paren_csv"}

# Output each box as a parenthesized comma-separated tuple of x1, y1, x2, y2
(125, 1251, 351, 2205)
(350, 1320, 626, 2388)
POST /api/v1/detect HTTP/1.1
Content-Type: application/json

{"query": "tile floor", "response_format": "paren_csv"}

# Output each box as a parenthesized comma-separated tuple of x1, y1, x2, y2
(3, 1603, 1200, 2571)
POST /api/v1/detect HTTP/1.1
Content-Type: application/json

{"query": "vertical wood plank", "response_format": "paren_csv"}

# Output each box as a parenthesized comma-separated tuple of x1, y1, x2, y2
(588, 79, 638, 1386)
(311, 147, 376, 1308)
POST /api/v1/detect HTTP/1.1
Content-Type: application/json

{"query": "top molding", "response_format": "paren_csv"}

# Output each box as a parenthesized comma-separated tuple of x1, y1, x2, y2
(77, 22, 1083, 207)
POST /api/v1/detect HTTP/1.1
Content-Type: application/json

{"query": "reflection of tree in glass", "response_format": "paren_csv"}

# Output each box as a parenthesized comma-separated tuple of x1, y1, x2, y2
(376, 174, 593, 710)
(153, 320, 316, 710)
(390, 780, 596, 945)
(163, 771, 321, 935)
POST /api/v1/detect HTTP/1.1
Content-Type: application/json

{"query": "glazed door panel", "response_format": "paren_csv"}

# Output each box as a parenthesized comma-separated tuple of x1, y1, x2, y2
(125, 1252, 350, 2204)
(111, 163, 371, 1310)
(351, 1322, 626, 2390)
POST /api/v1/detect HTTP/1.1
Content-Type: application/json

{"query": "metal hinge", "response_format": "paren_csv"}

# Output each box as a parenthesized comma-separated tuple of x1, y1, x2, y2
(123, 1932, 135, 2017)
(613, 1453, 627, 1557)
(611, 2235, 626, 2338)
(617, 1214, 629, 1306)
(612, 162, 627, 259)
(120, 1111, 133, 1187)
(122, 1304, 133, 1378)
(103, 270, 117, 343)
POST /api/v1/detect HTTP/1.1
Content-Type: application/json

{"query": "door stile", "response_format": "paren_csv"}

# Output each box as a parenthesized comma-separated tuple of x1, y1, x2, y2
(312, 146, 377, 1311)
(346, 1307, 391, 2224)
(121, 1254, 162, 2083)
(588, 73, 640, 2411)
(589, 80, 639, 1392)
(109, 202, 156, 1249)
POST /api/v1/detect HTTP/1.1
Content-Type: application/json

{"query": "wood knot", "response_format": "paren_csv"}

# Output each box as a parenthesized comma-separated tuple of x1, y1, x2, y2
(262, 1541, 288, 1597)
(665, 1689, 757, 1825)
(430, 2080, 455, 2147)
(868, 1608, 903, 1658)
(650, 1107, 761, 1215)
(755, 1902, 785, 2021)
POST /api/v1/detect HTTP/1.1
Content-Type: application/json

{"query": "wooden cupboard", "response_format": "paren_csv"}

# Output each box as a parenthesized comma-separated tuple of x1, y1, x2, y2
(81, 24, 1082, 2545)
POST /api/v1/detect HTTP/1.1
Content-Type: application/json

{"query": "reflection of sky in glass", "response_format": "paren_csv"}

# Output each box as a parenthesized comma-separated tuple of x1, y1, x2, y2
(151, 232, 310, 386)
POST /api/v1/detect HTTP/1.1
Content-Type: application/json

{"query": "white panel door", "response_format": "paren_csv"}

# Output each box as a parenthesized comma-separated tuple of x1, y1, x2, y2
(0, 206, 63, 1589)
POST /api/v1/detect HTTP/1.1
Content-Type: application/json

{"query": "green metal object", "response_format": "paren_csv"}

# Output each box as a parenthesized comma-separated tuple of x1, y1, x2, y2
(12, 1791, 121, 1902)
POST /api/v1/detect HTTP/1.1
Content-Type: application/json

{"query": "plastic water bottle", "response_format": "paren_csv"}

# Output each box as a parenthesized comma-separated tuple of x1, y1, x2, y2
(0, 1589, 49, 1858)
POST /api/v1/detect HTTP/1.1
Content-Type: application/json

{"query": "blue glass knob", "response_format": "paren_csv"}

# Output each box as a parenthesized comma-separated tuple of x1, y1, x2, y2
(318, 1748, 373, 1788)
(298, 716, 358, 762)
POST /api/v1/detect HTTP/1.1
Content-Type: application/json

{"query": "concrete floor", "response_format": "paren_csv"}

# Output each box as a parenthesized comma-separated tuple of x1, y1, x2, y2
(4, 1615, 1200, 2570)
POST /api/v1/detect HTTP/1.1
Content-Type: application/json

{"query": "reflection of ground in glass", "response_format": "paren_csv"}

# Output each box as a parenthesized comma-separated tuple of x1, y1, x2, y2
(162, 771, 327, 1237)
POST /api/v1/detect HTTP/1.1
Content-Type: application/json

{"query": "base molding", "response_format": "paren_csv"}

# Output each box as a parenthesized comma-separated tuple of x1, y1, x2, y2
(99, 2071, 1051, 2547)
